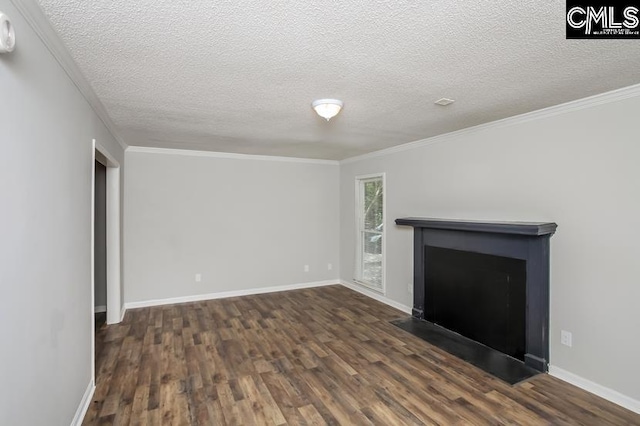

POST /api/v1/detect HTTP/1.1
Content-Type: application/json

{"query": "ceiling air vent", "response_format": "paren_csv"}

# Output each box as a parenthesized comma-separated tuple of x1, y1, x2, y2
(434, 98, 455, 106)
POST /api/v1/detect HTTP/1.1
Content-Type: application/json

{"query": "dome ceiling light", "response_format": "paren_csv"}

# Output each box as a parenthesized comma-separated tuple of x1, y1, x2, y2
(312, 99, 343, 121)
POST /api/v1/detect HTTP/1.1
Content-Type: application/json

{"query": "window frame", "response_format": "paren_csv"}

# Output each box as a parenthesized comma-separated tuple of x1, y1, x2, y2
(354, 173, 386, 294)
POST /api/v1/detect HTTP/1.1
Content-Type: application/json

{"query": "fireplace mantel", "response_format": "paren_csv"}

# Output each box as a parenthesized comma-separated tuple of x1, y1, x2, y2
(396, 217, 557, 373)
(395, 217, 557, 236)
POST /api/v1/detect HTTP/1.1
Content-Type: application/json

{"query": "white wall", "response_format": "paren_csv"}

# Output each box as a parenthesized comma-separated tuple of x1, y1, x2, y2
(124, 149, 339, 303)
(0, 0, 124, 423)
(340, 91, 640, 403)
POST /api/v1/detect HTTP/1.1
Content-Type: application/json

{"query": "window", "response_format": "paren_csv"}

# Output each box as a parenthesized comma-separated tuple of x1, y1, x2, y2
(355, 174, 385, 292)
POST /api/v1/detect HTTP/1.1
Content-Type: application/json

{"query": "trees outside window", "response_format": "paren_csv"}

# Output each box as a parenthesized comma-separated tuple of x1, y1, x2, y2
(355, 174, 384, 292)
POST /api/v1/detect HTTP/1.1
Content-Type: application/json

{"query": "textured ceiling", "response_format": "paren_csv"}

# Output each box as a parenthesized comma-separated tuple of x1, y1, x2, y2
(38, 0, 640, 160)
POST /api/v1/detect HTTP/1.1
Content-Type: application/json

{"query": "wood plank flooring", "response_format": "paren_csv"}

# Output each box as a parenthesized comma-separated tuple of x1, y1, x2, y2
(85, 285, 640, 425)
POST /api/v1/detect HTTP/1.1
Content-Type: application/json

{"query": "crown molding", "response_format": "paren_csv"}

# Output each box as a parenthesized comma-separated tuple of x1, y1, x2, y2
(341, 83, 640, 165)
(126, 145, 340, 165)
(10, 0, 128, 151)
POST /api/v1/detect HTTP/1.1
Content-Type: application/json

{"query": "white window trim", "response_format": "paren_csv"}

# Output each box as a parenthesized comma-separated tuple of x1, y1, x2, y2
(354, 172, 386, 295)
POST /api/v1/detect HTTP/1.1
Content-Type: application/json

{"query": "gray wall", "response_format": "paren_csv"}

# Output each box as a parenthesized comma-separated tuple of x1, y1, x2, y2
(340, 93, 640, 401)
(124, 150, 339, 303)
(0, 0, 124, 423)
(94, 161, 107, 309)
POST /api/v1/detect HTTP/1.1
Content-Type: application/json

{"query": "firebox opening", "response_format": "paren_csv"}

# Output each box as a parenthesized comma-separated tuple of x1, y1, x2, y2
(425, 246, 526, 361)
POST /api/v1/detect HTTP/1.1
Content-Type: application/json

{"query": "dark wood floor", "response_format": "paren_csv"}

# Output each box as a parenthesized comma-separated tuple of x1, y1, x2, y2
(86, 285, 639, 425)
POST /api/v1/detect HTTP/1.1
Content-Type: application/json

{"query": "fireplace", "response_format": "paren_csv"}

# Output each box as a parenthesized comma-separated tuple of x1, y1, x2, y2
(395, 218, 557, 379)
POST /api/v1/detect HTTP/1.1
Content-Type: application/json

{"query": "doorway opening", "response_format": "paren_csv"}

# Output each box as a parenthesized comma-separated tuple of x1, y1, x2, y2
(91, 139, 122, 382)
(94, 160, 107, 329)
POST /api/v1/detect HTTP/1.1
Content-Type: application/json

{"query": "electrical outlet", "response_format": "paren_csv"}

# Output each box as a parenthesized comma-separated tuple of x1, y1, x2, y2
(561, 330, 572, 347)
(195, 273, 202, 283)
(327, 263, 333, 271)
(407, 283, 413, 294)
(304, 265, 309, 272)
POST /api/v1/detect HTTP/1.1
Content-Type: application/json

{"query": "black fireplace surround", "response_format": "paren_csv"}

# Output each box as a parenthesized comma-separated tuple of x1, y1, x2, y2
(395, 218, 557, 373)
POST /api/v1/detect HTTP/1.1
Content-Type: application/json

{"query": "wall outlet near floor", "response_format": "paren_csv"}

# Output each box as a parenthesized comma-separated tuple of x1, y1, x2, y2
(195, 273, 202, 282)
(408, 283, 413, 294)
(327, 263, 333, 271)
(561, 330, 572, 347)
(304, 265, 309, 272)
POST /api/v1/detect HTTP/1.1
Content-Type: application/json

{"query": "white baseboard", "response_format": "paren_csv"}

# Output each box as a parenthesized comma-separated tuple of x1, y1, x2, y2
(123, 280, 338, 310)
(339, 279, 412, 314)
(94, 305, 106, 313)
(120, 306, 126, 322)
(549, 365, 640, 414)
(70, 379, 95, 426)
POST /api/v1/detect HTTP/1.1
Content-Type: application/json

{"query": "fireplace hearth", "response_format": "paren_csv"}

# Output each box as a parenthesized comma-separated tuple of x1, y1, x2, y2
(395, 218, 557, 382)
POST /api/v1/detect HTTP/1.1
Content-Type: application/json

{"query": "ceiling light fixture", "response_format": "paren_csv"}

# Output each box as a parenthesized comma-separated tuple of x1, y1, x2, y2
(312, 99, 343, 121)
